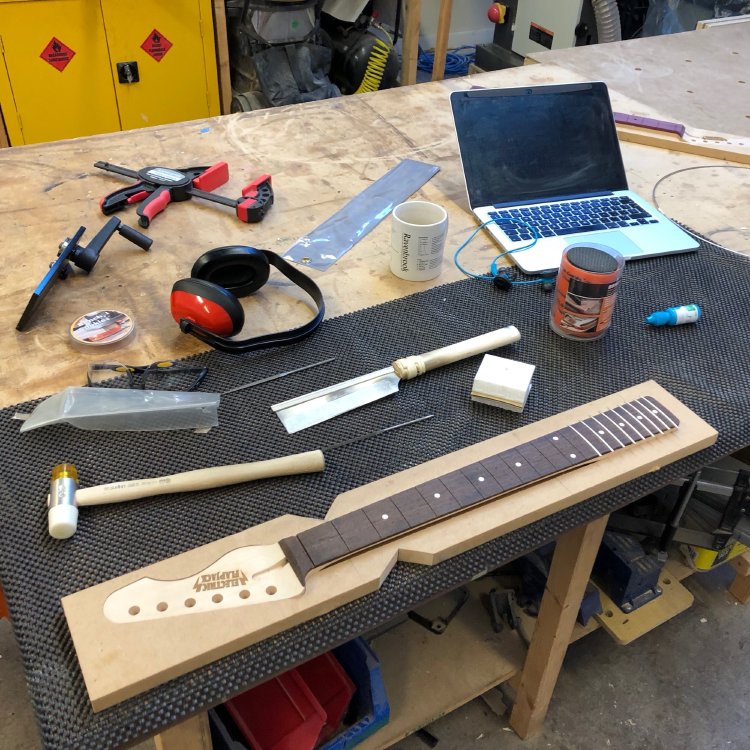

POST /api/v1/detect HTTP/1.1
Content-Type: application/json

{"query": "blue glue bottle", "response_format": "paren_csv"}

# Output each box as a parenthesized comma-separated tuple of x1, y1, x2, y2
(646, 304, 701, 326)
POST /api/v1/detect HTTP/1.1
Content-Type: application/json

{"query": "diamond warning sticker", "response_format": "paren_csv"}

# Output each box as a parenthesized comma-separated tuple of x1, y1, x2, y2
(141, 29, 173, 62)
(40, 37, 76, 72)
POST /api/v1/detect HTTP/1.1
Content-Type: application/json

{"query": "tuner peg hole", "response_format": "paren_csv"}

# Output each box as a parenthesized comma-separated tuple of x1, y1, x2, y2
(266, 586, 277, 596)
(212, 594, 223, 604)
(185, 598, 196, 608)
(128, 605, 140, 616)
(240, 590, 250, 599)
(157, 602, 168, 612)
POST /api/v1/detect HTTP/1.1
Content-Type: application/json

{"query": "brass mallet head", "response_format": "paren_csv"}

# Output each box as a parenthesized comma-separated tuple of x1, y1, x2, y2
(47, 464, 79, 539)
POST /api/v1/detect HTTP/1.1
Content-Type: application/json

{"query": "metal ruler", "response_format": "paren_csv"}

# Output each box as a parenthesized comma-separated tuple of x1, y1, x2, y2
(284, 159, 440, 271)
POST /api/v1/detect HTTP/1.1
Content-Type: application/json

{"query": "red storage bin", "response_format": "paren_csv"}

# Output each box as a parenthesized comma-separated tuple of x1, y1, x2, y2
(225, 670, 327, 750)
(296, 653, 356, 743)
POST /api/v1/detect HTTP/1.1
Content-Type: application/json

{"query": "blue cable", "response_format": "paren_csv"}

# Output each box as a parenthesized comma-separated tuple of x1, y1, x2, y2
(454, 217, 549, 286)
(417, 45, 476, 76)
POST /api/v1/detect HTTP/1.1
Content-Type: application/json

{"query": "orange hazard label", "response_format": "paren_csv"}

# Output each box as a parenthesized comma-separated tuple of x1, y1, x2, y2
(141, 29, 173, 61)
(40, 37, 76, 72)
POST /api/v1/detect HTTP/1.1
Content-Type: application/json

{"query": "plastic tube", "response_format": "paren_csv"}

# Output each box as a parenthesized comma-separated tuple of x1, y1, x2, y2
(592, 0, 623, 43)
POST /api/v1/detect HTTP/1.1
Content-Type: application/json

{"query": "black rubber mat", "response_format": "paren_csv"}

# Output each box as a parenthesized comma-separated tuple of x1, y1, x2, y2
(1, 238, 748, 749)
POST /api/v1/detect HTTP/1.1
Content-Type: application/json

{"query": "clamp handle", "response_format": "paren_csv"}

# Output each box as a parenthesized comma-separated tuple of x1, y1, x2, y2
(237, 174, 273, 223)
(137, 186, 172, 228)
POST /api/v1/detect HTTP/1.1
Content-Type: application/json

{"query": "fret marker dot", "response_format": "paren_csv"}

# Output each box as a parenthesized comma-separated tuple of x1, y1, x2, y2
(651, 409, 658, 414)
(637, 415, 643, 420)
(478, 476, 485, 482)
(514, 461, 522, 467)
(598, 430, 605, 435)
(433, 493, 441, 499)
(570, 453, 577, 459)
(619, 422, 625, 427)
(552, 436, 559, 441)
(381, 514, 389, 520)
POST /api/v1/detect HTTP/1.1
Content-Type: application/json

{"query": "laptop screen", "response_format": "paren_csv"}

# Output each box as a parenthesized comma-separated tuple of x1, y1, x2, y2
(450, 82, 629, 209)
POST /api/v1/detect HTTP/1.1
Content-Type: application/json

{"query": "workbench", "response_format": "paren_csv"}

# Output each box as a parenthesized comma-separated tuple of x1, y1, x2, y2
(0, 25, 749, 750)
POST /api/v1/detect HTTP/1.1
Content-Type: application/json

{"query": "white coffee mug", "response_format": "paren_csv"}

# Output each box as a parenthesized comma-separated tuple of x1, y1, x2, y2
(390, 201, 448, 282)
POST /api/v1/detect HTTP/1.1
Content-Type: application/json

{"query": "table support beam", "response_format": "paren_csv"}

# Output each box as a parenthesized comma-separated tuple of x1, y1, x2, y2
(400, 0, 422, 86)
(154, 712, 212, 750)
(729, 551, 750, 604)
(431, 0, 454, 81)
(510, 514, 609, 738)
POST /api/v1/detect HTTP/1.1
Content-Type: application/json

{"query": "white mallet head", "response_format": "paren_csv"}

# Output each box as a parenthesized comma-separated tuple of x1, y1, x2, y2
(48, 464, 79, 539)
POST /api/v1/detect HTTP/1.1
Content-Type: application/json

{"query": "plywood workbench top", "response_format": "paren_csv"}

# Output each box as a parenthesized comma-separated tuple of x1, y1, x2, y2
(1, 39, 749, 411)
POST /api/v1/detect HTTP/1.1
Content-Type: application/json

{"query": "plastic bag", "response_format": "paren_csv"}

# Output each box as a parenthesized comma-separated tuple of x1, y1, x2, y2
(19, 388, 220, 432)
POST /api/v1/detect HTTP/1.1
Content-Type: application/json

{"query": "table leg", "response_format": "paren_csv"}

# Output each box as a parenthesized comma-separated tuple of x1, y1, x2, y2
(729, 551, 750, 604)
(154, 712, 212, 750)
(510, 514, 609, 738)
(401, 0, 422, 86)
(431, 0, 454, 81)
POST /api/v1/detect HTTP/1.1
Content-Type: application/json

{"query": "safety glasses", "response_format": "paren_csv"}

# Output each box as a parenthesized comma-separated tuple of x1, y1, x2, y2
(86, 360, 208, 392)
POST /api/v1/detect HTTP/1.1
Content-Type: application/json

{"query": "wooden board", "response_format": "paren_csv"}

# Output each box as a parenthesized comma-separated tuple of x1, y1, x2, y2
(615, 124, 750, 165)
(357, 581, 525, 750)
(593, 560, 694, 645)
(61, 381, 717, 711)
(525, 25, 750, 138)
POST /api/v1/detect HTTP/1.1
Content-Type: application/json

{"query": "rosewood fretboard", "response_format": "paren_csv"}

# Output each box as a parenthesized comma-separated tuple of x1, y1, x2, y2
(280, 396, 679, 583)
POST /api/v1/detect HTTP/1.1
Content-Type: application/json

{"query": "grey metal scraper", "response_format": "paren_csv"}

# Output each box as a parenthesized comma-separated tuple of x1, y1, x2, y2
(272, 326, 521, 433)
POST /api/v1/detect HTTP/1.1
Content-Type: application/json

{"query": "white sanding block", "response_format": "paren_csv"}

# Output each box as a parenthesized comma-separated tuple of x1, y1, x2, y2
(471, 354, 535, 412)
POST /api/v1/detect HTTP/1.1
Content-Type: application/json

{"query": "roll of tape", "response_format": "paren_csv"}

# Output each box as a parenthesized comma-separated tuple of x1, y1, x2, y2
(69, 310, 136, 349)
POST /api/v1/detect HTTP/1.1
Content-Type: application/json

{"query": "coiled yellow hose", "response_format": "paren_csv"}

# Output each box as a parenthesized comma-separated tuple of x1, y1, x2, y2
(354, 35, 393, 94)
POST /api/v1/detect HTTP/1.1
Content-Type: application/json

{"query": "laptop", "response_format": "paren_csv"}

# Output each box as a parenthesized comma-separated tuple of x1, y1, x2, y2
(449, 82, 699, 275)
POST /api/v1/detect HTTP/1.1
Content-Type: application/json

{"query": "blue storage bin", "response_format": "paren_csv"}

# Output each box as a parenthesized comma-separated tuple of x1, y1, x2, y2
(319, 637, 390, 750)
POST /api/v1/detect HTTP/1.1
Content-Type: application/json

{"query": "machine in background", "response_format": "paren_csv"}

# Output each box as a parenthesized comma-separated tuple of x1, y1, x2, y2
(476, 0, 625, 71)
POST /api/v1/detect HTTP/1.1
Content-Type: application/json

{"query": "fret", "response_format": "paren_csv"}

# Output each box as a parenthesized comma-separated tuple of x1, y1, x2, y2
(554, 426, 600, 463)
(601, 408, 641, 443)
(515, 442, 559, 476)
(282, 395, 680, 583)
(332, 510, 380, 551)
(628, 401, 663, 434)
(641, 397, 679, 428)
(297, 521, 350, 567)
(391, 488, 438, 526)
(497, 448, 545, 484)
(482, 453, 526, 491)
(416, 478, 462, 515)
(441, 468, 485, 507)
(363, 499, 410, 538)
(530, 435, 577, 471)
(617, 404, 654, 438)
(580, 417, 616, 453)
(457, 464, 503, 502)
(569, 423, 603, 457)
(590, 413, 625, 448)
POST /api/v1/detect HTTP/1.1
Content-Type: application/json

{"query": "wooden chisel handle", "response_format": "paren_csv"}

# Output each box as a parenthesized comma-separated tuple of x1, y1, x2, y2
(392, 325, 521, 381)
(75, 450, 325, 507)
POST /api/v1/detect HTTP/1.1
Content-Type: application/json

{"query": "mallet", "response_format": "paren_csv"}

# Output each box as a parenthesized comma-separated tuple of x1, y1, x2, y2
(47, 451, 325, 539)
(46, 414, 434, 539)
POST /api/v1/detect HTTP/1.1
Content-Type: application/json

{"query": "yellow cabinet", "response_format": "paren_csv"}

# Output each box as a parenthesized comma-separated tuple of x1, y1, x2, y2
(0, 0, 220, 146)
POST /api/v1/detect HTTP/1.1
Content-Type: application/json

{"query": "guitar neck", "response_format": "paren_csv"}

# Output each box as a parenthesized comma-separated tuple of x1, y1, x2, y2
(280, 396, 679, 583)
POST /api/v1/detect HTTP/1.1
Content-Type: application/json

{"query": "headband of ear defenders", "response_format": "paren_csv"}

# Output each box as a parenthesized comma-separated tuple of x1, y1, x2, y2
(173, 245, 325, 353)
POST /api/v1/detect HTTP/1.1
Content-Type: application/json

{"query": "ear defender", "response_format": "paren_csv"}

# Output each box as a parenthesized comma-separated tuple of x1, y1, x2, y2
(170, 278, 245, 337)
(170, 245, 325, 354)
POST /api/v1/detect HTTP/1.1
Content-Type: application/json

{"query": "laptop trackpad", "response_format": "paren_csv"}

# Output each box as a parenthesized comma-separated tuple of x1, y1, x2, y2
(581, 231, 642, 258)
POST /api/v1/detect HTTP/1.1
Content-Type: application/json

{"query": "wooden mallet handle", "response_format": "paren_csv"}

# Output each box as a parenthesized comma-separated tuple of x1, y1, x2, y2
(75, 450, 325, 507)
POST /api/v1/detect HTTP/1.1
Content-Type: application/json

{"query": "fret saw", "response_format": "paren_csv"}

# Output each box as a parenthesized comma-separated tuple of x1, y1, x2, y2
(62, 381, 717, 711)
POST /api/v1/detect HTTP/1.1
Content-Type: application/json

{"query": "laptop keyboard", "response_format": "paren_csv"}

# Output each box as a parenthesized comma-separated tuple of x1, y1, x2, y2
(489, 195, 659, 242)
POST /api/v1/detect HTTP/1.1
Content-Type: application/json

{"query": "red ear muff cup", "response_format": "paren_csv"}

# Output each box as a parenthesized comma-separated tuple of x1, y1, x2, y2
(170, 278, 245, 337)
(191, 246, 270, 297)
